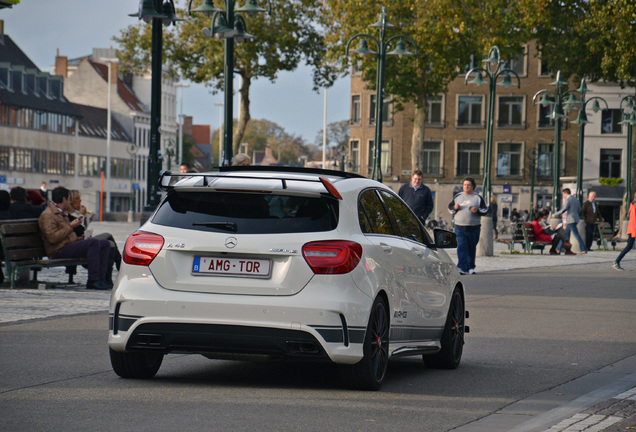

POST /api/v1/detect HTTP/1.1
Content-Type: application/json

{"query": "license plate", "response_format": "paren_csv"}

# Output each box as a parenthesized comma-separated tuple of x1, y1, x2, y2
(192, 257, 271, 278)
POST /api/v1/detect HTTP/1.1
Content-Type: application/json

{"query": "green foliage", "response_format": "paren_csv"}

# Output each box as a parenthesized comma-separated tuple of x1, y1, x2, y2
(599, 177, 624, 187)
(533, 0, 636, 87)
(114, 1, 328, 152)
(212, 118, 319, 165)
(314, 120, 350, 150)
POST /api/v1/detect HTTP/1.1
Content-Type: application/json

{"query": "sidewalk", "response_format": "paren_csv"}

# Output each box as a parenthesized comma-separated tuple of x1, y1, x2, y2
(1, 221, 632, 324)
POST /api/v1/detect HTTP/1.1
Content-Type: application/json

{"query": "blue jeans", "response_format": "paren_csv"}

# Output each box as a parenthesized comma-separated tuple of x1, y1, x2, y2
(455, 226, 480, 272)
(615, 235, 635, 265)
(566, 223, 587, 252)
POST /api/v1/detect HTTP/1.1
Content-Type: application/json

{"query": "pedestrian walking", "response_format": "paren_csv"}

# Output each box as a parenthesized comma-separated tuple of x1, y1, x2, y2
(448, 177, 488, 275)
(612, 192, 636, 271)
(552, 188, 588, 254)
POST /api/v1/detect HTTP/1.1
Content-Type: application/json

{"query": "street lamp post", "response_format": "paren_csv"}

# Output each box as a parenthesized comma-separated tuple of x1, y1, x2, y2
(527, 148, 538, 221)
(533, 71, 579, 210)
(189, 0, 270, 167)
(129, 0, 182, 212)
(570, 78, 607, 205)
(126, 143, 138, 223)
(100, 57, 119, 213)
(464, 46, 521, 203)
(175, 82, 189, 165)
(345, 7, 417, 182)
(214, 101, 224, 166)
(618, 96, 636, 219)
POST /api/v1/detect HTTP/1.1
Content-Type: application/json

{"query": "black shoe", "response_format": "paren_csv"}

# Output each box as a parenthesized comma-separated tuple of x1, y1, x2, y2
(86, 280, 112, 290)
(549, 249, 558, 255)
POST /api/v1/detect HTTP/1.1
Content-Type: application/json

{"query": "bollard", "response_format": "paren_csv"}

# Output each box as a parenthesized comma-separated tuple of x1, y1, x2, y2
(477, 216, 494, 257)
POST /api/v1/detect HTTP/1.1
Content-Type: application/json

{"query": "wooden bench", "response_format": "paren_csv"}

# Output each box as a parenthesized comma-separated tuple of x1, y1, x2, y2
(495, 222, 526, 252)
(594, 222, 625, 251)
(0, 218, 87, 289)
(521, 222, 552, 254)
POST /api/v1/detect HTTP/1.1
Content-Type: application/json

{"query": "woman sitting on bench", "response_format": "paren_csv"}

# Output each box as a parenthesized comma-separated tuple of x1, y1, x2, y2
(532, 210, 573, 255)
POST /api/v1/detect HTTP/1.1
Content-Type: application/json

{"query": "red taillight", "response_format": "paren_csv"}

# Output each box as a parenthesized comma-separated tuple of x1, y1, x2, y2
(123, 231, 165, 266)
(302, 240, 362, 274)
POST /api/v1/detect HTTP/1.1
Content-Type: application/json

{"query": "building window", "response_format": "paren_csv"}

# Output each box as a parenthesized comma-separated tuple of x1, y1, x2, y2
(504, 48, 526, 76)
(538, 99, 556, 128)
(497, 143, 522, 176)
(537, 143, 553, 178)
(498, 96, 524, 127)
(349, 140, 359, 173)
(600, 149, 621, 178)
(457, 96, 483, 127)
(426, 96, 443, 126)
(421, 141, 441, 175)
(369, 95, 391, 125)
(539, 59, 551, 77)
(601, 109, 622, 134)
(368, 140, 391, 176)
(0, 146, 11, 170)
(0, 63, 9, 88)
(457, 142, 481, 176)
(351, 95, 360, 124)
(461, 54, 482, 75)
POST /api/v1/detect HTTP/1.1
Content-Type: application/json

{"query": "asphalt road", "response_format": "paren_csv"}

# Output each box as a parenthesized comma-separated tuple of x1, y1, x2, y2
(0, 262, 635, 432)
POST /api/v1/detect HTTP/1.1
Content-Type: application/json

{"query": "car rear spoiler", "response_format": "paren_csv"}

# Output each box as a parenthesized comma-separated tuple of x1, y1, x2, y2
(158, 170, 346, 200)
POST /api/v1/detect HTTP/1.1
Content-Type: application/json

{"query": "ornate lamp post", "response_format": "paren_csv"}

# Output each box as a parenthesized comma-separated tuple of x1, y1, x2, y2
(129, 0, 183, 211)
(618, 96, 636, 219)
(345, 7, 417, 182)
(465, 46, 521, 203)
(569, 78, 607, 205)
(188, 0, 270, 166)
(527, 148, 538, 221)
(533, 71, 579, 210)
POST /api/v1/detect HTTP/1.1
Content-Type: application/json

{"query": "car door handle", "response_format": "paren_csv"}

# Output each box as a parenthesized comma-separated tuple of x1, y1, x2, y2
(411, 248, 424, 258)
(379, 243, 392, 253)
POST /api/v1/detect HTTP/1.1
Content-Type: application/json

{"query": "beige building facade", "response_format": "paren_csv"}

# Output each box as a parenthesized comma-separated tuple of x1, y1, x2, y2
(348, 40, 632, 229)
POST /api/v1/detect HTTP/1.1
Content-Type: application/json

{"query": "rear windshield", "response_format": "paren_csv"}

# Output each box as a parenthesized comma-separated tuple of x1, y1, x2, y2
(152, 190, 339, 234)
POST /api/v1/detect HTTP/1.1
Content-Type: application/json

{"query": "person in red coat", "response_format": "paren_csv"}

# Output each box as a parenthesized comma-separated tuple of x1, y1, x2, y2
(531, 211, 573, 255)
(613, 192, 636, 270)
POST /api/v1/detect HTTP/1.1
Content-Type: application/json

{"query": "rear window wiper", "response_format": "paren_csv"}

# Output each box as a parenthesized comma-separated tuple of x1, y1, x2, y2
(192, 221, 238, 232)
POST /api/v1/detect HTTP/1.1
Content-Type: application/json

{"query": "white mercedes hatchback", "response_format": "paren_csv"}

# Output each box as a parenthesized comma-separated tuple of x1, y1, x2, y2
(108, 167, 467, 390)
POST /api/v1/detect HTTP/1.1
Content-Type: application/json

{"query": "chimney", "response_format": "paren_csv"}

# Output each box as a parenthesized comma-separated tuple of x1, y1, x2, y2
(0, 20, 5, 44)
(110, 62, 118, 84)
(55, 50, 68, 78)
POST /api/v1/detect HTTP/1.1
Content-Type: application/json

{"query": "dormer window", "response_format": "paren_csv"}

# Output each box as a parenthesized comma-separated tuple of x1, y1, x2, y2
(0, 62, 9, 88)
(50, 77, 63, 100)
(37, 73, 50, 98)
(25, 69, 37, 94)
(10, 66, 25, 93)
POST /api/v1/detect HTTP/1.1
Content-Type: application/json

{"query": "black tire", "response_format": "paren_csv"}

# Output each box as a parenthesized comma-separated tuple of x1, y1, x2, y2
(340, 297, 390, 390)
(423, 289, 465, 369)
(109, 348, 163, 379)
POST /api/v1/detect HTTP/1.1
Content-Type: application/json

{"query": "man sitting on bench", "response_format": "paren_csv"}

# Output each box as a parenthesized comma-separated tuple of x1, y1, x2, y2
(38, 186, 112, 290)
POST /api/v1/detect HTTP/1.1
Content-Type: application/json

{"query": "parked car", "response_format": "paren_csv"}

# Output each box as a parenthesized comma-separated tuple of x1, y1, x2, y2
(108, 166, 468, 390)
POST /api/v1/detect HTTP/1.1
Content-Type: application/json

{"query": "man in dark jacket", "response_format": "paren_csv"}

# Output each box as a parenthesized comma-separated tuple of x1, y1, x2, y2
(9, 187, 44, 219)
(582, 191, 603, 250)
(398, 169, 434, 223)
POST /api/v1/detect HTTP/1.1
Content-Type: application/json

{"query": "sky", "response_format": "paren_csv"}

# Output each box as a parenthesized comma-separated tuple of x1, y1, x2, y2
(1, 0, 351, 143)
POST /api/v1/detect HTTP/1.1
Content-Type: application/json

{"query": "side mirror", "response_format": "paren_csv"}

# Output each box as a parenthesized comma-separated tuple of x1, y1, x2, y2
(433, 229, 457, 249)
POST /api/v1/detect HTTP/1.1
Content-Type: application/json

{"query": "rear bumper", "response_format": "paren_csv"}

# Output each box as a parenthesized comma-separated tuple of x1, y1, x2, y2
(108, 272, 373, 364)
(116, 321, 331, 361)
